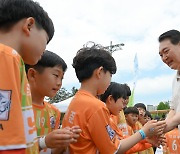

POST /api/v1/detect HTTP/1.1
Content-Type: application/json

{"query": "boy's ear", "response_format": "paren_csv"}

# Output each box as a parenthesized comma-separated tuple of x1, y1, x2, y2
(107, 95, 114, 104)
(27, 68, 37, 81)
(22, 17, 35, 36)
(96, 66, 104, 79)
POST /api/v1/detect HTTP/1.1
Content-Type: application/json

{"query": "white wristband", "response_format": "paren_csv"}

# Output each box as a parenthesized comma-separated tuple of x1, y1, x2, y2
(39, 136, 47, 149)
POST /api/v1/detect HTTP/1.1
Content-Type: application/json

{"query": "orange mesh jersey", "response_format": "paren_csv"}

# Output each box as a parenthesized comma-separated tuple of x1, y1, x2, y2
(0, 43, 39, 153)
(33, 101, 61, 136)
(62, 90, 121, 154)
(33, 101, 60, 153)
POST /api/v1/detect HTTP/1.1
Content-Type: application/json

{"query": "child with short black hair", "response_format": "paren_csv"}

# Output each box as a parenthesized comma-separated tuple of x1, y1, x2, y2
(26, 50, 81, 154)
(0, 0, 54, 153)
(124, 107, 139, 129)
(62, 42, 166, 154)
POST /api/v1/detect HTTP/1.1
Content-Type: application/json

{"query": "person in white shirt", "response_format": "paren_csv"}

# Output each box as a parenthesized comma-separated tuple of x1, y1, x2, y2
(159, 29, 180, 133)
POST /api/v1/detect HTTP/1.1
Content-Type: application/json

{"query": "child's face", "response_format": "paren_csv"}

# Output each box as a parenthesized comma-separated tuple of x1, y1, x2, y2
(137, 107, 146, 118)
(109, 97, 125, 115)
(32, 66, 64, 98)
(125, 113, 139, 126)
(22, 19, 48, 65)
(139, 115, 147, 126)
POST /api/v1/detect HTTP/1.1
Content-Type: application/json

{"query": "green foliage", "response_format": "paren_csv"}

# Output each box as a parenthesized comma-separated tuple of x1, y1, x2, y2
(47, 87, 78, 104)
(157, 101, 170, 110)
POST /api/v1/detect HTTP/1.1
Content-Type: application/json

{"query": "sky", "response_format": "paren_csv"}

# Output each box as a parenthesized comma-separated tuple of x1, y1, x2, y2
(36, 0, 180, 106)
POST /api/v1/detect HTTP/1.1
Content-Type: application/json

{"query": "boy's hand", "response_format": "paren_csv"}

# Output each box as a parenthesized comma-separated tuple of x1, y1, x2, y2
(45, 128, 75, 148)
(71, 125, 82, 142)
(142, 120, 166, 137)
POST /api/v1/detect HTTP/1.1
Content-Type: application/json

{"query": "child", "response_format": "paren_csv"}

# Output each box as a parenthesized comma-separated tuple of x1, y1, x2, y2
(134, 104, 154, 154)
(116, 84, 131, 136)
(134, 103, 147, 133)
(163, 126, 180, 154)
(62, 42, 166, 154)
(0, 0, 54, 153)
(124, 107, 139, 135)
(26, 50, 81, 154)
(102, 83, 157, 154)
(145, 111, 153, 122)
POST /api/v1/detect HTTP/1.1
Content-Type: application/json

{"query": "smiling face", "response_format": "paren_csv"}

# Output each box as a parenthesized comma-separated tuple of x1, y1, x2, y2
(159, 39, 180, 71)
(31, 66, 64, 98)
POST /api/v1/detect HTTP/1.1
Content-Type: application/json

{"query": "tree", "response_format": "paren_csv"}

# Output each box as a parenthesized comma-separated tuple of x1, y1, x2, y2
(157, 101, 170, 110)
(71, 86, 78, 95)
(47, 87, 78, 104)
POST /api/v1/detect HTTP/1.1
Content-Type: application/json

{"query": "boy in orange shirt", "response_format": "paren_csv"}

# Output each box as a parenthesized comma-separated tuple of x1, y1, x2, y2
(101, 83, 156, 154)
(62, 42, 166, 154)
(124, 107, 139, 135)
(0, 0, 54, 153)
(163, 126, 180, 154)
(114, 84, 131, 137)
(26, 50, 81, 154)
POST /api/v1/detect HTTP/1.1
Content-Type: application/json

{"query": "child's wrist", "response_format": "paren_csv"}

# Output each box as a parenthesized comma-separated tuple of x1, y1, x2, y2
(38, 136, 47, 150)
(138, 129, 146, 139)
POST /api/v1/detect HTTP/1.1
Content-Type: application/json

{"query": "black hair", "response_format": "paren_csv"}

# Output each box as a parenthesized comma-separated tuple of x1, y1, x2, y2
(100, 82, 127, 103)
(145, 111, 152, 120)
(25, 50, 67, 73)
(123, 83, 131, 97)
(72, 42, 117, 82)
(0, 0, 54, 43)
(158, 29, 180, 45)
(134, 103, 146, 111)
(124, 107, 139, 115)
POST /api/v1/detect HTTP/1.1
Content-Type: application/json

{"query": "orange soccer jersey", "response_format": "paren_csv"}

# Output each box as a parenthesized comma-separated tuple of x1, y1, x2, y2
(33, 101, 60, 153)
(164, 128, 180, 154)
(0, 44, 38, 153)
(62, 90, 121, 154)
(33, 101, 61, 136)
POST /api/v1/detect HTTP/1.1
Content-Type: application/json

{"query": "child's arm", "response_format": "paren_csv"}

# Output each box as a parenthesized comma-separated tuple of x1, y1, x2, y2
(125, 142, 152, 154)
(116, 120, 166, 154)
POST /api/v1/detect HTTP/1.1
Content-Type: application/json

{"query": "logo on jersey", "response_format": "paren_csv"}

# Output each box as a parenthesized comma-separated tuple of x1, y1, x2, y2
(106, 125, 115, 140)
(0, 90, 12, 120)
(50, 116, 55, 129)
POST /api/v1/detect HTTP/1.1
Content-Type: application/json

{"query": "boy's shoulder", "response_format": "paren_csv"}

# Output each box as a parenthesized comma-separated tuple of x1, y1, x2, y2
(0, 43, 21, 61)
(75, 90, 106, 108)
(44, 101, 61, 113)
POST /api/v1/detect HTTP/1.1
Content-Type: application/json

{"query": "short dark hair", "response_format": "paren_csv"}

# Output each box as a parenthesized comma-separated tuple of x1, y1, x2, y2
(158, 29, 180, 45)
(72, 42, 117, 82)
(0, 0, 54, 43)
(124, 107, 139, 115)
(134, 103, 146, 111)
(123, 83, 131, 97)
(145, 111, 152, 120)
(25, 50, 67, 73)
(100, 82, 127, 103)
